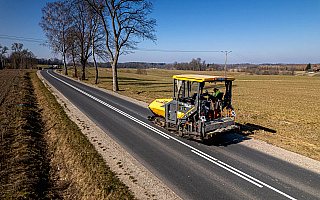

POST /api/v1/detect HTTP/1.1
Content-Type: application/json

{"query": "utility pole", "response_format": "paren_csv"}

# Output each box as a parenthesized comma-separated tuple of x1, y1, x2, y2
(222, 51, 232, 77)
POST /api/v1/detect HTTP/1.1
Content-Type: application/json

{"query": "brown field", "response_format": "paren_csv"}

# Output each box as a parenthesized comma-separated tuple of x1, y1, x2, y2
(0, 69, 133, 199)
(64, 67, 320, 161)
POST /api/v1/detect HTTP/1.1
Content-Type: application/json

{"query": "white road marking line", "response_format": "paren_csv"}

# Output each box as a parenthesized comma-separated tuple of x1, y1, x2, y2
(191, 150, 263, 188)
(191, 149, 266, 186)
(46, 70, 297, 200)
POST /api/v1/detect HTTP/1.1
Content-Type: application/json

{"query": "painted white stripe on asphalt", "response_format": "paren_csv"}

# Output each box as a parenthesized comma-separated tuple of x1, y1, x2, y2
(192, 150, 263, 188)
(46, 70, 297, 200)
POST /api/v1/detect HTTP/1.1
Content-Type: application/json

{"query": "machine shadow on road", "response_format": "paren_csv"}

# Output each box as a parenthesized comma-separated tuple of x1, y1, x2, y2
(200, 133, 251, 147)
(197, 123, 277, 147)
(239, 123, 277, 134)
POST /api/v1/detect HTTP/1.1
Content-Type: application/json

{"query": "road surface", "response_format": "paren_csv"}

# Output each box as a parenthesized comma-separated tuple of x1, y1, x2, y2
(41, 70, 320, 200)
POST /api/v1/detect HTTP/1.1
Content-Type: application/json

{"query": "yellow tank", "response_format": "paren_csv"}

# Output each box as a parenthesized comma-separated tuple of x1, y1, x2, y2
(149, 98, 195, 120)
(148, 98, 173, 118)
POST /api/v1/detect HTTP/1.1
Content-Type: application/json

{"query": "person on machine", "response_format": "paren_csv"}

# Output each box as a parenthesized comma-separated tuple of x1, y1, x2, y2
(214, 88, 223, 99)
(208, 88, 223, 101)
(207, 88, 223, 118)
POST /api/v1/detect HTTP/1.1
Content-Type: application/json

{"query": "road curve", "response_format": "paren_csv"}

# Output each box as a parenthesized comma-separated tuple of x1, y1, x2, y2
(41, 70, 320, 200)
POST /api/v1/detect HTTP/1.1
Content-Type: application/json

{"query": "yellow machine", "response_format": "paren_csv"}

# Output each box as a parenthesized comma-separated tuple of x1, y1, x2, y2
(148, 74, 238, 140)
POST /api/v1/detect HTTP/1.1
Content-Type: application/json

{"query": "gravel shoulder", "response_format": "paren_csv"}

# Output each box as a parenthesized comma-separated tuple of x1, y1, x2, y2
(38, 70, 320, 198)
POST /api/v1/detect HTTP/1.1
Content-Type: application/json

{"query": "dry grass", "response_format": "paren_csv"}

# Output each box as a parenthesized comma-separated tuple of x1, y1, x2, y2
(64, 67, 320, 161)
(0, 69, 134, 199)
(232, 75, 320, 160)
(0, 70, 53, 199)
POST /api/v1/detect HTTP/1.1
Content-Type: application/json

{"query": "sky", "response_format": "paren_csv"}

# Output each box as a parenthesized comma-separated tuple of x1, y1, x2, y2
(0, 0, 319, 64)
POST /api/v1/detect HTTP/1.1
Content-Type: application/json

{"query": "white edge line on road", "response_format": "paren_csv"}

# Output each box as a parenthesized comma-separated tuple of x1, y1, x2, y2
(46, 70, 297, 200)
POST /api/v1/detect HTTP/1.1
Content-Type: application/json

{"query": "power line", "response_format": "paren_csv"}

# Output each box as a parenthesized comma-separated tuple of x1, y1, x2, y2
(0, 34, 45, 43)
(0, 34, 261, 63)
(137, 48, 224, 53)
(137, 48, 261, 64)
(229, 52, 260, 64)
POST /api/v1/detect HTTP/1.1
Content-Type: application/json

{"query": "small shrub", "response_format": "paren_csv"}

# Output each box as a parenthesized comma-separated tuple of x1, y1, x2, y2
(136, 67, 147, 75)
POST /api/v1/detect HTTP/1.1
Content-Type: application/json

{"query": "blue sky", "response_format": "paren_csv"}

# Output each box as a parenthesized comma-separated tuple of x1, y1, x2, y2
(0, 0, 319, 64)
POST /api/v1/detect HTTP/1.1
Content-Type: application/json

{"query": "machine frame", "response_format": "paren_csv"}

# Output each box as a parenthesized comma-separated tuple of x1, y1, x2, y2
(149, 74, 238, 140)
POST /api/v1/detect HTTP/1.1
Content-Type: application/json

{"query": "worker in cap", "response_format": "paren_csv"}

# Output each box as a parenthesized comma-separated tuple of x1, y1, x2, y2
(207, 88, 222, 101)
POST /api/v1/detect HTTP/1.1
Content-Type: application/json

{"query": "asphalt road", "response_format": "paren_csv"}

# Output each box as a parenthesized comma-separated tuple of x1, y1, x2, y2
(41, 70, 320, 200)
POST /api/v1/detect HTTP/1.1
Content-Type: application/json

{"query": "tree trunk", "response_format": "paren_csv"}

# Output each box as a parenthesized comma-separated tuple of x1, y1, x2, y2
(81, 60, 86, 80)
(92, 41, 98, 84)
(72, 55, 77, 78)
(111, 58, 119, 91)
(74, 65, 77, 78)
(95, 65, 98, 84)
(63, 53, 68, 75)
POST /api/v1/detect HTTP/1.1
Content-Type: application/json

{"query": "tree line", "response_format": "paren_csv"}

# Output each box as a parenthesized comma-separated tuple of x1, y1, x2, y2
(237, 64, 317, 75)
(0, 43, 37, 69)
(40, 0, 156, 90)
(172, 58, 226, 71)
(38, 58, 64, 66)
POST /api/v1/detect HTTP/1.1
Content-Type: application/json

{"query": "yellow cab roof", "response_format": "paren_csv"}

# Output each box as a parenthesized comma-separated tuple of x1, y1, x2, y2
(173, 74, 235, 82)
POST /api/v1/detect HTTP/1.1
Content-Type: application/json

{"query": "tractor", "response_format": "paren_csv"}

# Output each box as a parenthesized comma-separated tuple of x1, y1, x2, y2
(148, 74, 239, 140)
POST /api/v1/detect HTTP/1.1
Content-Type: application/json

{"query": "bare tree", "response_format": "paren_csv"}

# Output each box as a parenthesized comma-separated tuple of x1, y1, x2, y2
(85, 0, 157, 91)
(90, 16, 107, 84)
(8, 43, 37, 69)
(92, 21, 100, 84)
(40, 1, 73, 75)
(190, 58, 206, 71)
(173, 58, 206, 71)
(71, 0, 101, 80)
(66, 28, 80, 78)
(0, 44, 9, 69)
(11, 43, 23, 68)
(68, 41, 79, 77)
(21, 50, 37, 69)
